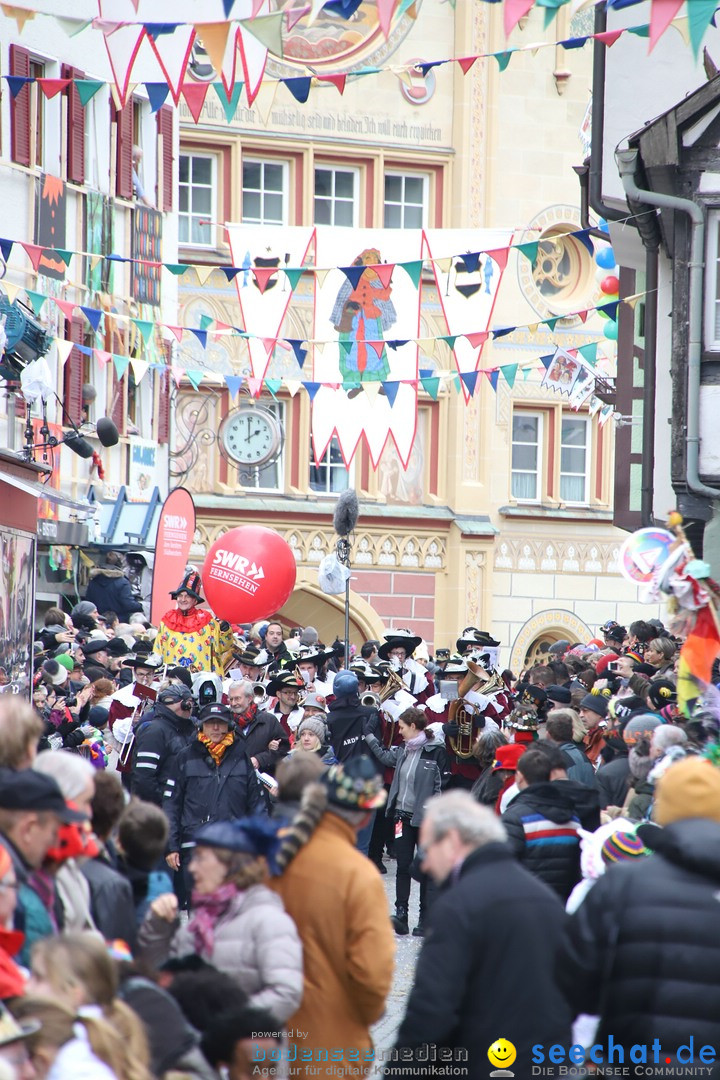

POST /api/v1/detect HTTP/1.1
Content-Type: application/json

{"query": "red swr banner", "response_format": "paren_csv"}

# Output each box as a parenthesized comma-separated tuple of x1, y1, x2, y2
(150, 487, 196, 626)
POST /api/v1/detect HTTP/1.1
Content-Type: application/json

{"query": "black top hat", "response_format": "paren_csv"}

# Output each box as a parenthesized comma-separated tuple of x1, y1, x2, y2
(378, 628, 422, 661)
(171, 572, 204, 602)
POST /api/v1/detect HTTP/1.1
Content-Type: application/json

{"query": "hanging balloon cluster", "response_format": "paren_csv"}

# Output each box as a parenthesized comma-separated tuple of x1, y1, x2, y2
(595, 220, 619, 342)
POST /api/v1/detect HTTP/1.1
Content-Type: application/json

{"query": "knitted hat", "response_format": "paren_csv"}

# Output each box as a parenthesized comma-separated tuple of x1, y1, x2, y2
(297, 716, 327, 743)
(579, 693, 607, 718)
(492, 744, 526, 772)
(600, 830, 649, 864)
(623, 714, 663, 747)
(42, 658, 68, 686)
(654, 757, 720, 826)
(55, 653, 75, 673)
(323, 756, 386, 810)
(299, 626, 319, 646)
(647, 679, 677, 710)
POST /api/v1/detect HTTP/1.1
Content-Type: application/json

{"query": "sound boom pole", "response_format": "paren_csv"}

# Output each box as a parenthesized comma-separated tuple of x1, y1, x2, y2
(333, 489, 359, 669)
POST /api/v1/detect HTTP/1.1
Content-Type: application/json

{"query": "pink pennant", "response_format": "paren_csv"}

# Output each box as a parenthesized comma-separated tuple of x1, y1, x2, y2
(94, 349, 111, 366)
(316, 73, 346, 94)
(457, 56, 478, 75)
(377, 0, 398, 38)
(181, 82, 209, 123)
(504, 0, 534, 37)
(247, 377, 263, 398)
(22, 243, 43, 271)
(464, 331, 488, 349)
(37, 79, 71, 99)
(165, 326, 184, 343)
(371, 263, 394, 288)
(252, 267, 278, 294)
(649, 0, 683, 52)
(171, 365, 185, 388)
(368, 341, 385, 360)
(214, 320, 233, 332)
(261, 337, 277, 356)
(594, 29, 623, 47)
(286, 5, 310, 30)
(486, 247, 509, 272)
(53, 298, 77, 321)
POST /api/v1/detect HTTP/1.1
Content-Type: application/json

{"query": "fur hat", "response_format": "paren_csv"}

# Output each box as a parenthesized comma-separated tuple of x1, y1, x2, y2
(654, 757, 720, 826)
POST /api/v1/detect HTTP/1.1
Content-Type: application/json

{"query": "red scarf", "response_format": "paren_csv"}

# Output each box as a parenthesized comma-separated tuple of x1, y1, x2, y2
(188, 882, 238, 957)
(234, 703, 257, 729)
(162, 608, 214, 634)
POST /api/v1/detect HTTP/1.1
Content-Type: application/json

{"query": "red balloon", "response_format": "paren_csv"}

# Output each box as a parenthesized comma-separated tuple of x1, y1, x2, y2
(600, 275, 620, 296)
(202, 526, 297, 623)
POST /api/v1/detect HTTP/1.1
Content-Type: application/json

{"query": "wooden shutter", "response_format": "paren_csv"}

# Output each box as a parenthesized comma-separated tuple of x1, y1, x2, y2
(10, 45, 31, 167)
(63, 316, 85, 427)
(157, 367, 171, 444)
(112, 101, 134, 198)
(156, 105, 173, 211)
(110, 367, 126, 433)
(62, 64, 85, 185)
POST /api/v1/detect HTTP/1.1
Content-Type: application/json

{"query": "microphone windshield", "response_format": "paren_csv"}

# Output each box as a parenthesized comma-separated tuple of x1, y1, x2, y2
(96, 417, 119, 447)
(333, 489, 359, 537)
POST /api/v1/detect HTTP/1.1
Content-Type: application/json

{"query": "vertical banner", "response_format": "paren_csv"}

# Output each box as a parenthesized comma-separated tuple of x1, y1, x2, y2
(0, 529, 36, 699)
(226, 225, 316, 381)
(132, 207, 162, 306)
(150, 487, 196, 626)
(423, 229, 513, 398)
(312, 227, 421, 467)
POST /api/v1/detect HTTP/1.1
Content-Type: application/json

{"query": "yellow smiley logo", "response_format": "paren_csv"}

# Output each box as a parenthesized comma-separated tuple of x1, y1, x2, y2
(488, 1039, 517, 1070)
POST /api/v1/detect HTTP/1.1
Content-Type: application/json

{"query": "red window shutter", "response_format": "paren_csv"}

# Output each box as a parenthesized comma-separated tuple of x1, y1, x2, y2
(110, 367, 126, 433)
(63, 316, 85, 427)
(10, 45, 31, 167)
(113, 101, 134, 199)
(157, 367, 171, 444)
(156, 105, 173, 211)
(62, 64, 85, 185)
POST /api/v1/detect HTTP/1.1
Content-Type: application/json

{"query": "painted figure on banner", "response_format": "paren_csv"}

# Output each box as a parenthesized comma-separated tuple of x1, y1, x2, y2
(330, 249, 396, 385)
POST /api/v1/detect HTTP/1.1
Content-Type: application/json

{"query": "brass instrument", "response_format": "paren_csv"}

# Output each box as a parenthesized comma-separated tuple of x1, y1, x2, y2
(379, 669, 407, 747)
(360, 691, 381, 708)
(253, 681, 269, 705)
(294, 666, 309, 706)
(447, 661, 504, 759)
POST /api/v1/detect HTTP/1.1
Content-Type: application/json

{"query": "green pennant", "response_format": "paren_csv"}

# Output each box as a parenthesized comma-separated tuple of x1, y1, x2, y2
(688, 0, 717, 56)
(165, 264, 189, 276)
(400, 260, 423, 288)
(213, 81, 244, 123)
(186, 369, 205, 391)
(578, 342, 598, 366)
(284, 267, 303, 291)
(132, 318, 154, 345)
(452, 375, 462, 394)
(441, 334, 457, 350)
(501, 364, 518, 388)
(421, 377, 440, 400)
(516, 241, 539, 263)
(265, 379, 282, 398)
(25, 290, 46, 315)
(54, 250, 73, 266)
(199, 314, 214, 332)
(241, 13, 283, 56)
(522, 367, 531, 381)
(628, 24, 650, 38)
(493, 51, 514, 72)
(75, 80, 104, 107)
(339, 340, 354, 358)
(113, 354, 130, 380)
(545, 317, 559, 332)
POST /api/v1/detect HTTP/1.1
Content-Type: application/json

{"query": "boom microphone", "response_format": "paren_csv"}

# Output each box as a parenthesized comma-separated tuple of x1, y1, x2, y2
(96, 417, 119, 447)
(333, 488, 359, 537)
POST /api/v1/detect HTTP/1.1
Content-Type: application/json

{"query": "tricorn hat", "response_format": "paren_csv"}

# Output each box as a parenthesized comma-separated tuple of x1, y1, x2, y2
(378, 628, 422, 661)
(456, 626, 500, 654)
(171, 572, 204, 602)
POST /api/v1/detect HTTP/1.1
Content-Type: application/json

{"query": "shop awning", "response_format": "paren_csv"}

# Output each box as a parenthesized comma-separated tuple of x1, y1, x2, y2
(0, 469, 95, 514)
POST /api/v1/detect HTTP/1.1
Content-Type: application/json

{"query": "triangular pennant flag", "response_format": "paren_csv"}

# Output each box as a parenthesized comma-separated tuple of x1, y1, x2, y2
(457, 55, 478, 75)
(182, 82, 209, 124)
(165, 263, 189, 276)
(314, 268, 329, 288)
(284, 267, 303, 291)
(287, 339, 307, 368)
(577, 309, 588, 323)
(2, 4, 35, 32)
(367, 340, 385, 360)
(6, 76, 30, 99)
(194, 265, 216, 287)
(400, 260, 423, 288)
(283, 76, 312, 103)
(189, 328, 208, 349)
(252, 267, 279, 294)
(24, 290, 46, 316)
(0, 238, 13, 262)
(53, 298, 77, 322)
(55, 338, 73, 366)
(435, 256, 452, 274)
(171, 364, 185, 387)
(382, 381, 400, 406)
(492, 326, 515, 340)
(144, 82, 170, 112)
(75, 79, 104, 107)
(377, 0, 398, 38)
(303, 381, 321, 401)
(199, 314, 214, 332)
(1, 282, 20, 303)
(240, 13, 284, 56)
(340, 264, 366, 290)
(528, 323, 539, 334)
(286, 5, 310, 32)
(132, 318, 154, 345)
(628, 25, 650, 39)
(195, 22, 232, 80)
(649, 0, 684, 52)
(261, 337, 276, 356)
(37, 78, 71, 100)
(53, 249, 73, 267)
(594, 29, 623, 47)
(464, 331, 488, 349)
(113, 353, 130, 380)
(265, 378, 282, 398)
(486, 247, 510, 272)
(80, 306, 103, 333)
(316, 72, 346, 93)
(94, 349, 111, 366)
(516, 241, 539, 263)
(55, 16, 91, 36)
(460, 251, 481, 274)
(421, 376, 440, 400)
(504, 0, 534, 36)
(213, 81, 244, 123)
(371, 263, 394, 289)
(224, 374, 243, 399)
(486, 370, 499, 393)
(186, 369, 205, 391)
(363, 381, 382, 403)
(165, 326, 184, 343)
(22, 243, 43, 271)
(220, 266, 242, 282)
(624, 295, 640, 311)
(247, 376, 263, 398)
(493, 51, 514, 72)
(223, 0, 236, 15)
(103, 24, 145, 107)
(441, 334, 457, 350)
(131, 356, 149, 383)
(545, 317, 559, 332)
(460, 370, 479, 396)
(688, 0, 717, 56)
(599, 301, 618, 320)
(500, 363, 518, 388)
(578, 342, 598, 366)
(539, 354, 553, 370)
(285, 379, 302, 397)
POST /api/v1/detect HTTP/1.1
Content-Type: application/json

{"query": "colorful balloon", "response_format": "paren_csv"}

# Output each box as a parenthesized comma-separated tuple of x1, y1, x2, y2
(596, 246, 616, 270)
(601, 275, 620, 295)
(603, 320, 618, 340)
(619, 528, 675, 584)
(202, 526, 297, 623)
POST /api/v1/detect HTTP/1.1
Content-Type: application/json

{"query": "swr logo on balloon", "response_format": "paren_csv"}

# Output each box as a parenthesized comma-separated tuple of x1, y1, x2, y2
(209, 549, 265, 595)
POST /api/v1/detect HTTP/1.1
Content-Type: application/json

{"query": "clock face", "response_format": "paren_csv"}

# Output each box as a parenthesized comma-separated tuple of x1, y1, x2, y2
(220, 407, 283, 467)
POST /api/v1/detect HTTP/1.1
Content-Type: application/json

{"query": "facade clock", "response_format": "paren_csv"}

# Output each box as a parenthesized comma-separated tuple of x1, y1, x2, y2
(218, 404, 284, 468)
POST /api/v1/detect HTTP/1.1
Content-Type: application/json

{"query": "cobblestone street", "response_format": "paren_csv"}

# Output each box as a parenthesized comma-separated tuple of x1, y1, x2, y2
(370, 856, 422, 1057)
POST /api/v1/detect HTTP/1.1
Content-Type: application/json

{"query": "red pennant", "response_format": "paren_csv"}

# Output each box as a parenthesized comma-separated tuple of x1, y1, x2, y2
(252, 267, 278, 294)
(370, 263, 394, 288)
(22, 243, 43, 271)
(37, 78, 71, 99)
(649, 0, 683, 52)
(464, 331, 488, 349)
(457, 56, 478, 75)
(182, 83, 209, 123)
(369, 340, 385, 359)
(486, 247, 509, 272)
(577, 310, 588, 324)
(594, 29, 623, 47)
(53, 298, 77, 322)
(504, 0, 534, 36)
(317, 73, 346, 94)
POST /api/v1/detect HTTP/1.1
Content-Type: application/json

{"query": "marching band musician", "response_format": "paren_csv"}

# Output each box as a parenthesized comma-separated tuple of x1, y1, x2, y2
(230, 646, 269, 681)
(106, 652, 163, 785)
(377, 629, 435, 704)
(266, 669, 305, 740)
(295, 645, 336, 700)
(155, 572, 233, 675)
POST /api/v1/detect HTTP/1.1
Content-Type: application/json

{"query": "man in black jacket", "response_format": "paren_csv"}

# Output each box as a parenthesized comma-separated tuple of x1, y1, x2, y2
(327, 671, 382, 856)
(390, 790, 571, 1077)
(501, 745, 600, 901)
(228, 679, 290, 775)
(163, 702, 266, 905)
(558, 756, 720, 1072)
(130, 684, 195, 805)
(85, 552, 143, 623)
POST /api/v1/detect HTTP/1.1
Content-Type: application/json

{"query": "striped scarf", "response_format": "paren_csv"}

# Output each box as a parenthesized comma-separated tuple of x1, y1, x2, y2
(198, 730, 235, 766)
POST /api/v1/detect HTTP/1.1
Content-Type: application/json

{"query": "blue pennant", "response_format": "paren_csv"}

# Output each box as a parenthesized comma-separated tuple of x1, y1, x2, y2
(220, 267, 241, 282)
(145, 82, 170, 113)
(303, 381, 322, 401)
(460, 370, 479, 396)
(224, 375, 243, 400)
(6, 76, 31, 99)
(387, 339, 409, 350)
(340, 264, 366, 290)
(287, 339, 307, 368)
(222, 0, 236, 15)
(598, 301, 619, 321)
(0, 238, 13, 262)
(460, 252, 481, 274)
(80, 306, 103, 333)
(189, 329, 208, 349)
(383, 381, 400, 406)
(540, 355, 553, 370)
(143, 23, 178, 38)
(283, 77, 312, 103)
(492, 326, 514, 339)
(488, 370, 499, 392)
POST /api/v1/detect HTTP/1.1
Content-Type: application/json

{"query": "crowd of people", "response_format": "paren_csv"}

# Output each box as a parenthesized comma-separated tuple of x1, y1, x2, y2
(2, 552, 720, 1078)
